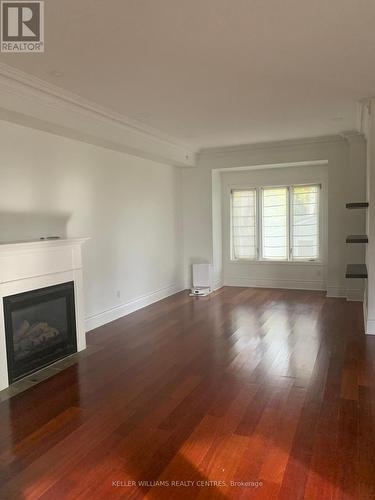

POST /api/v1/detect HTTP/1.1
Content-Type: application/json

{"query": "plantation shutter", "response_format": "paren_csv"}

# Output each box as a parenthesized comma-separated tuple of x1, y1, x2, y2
(231, 189, 257, 260)
(291, 185, 320, 260)
(261, 187, 288, 260)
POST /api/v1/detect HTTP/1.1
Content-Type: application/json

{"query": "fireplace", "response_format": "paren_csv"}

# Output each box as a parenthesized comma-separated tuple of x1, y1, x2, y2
(4, 281, 77, 383)
(0, 238, 88, 391)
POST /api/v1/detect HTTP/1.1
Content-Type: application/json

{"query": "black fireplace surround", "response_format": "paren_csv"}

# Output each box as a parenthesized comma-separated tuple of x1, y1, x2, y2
(4, 281, 77, 383)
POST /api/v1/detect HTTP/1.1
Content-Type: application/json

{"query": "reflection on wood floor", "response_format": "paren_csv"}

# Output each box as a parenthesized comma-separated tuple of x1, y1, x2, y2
(0, 287, 373, 499)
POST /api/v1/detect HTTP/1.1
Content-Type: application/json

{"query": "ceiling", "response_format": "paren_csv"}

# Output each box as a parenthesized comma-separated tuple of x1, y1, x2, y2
(1, 0, 375, 150)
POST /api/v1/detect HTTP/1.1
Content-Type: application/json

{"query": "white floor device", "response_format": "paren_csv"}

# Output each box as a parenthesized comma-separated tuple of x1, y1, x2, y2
(190, 263, 213, 297)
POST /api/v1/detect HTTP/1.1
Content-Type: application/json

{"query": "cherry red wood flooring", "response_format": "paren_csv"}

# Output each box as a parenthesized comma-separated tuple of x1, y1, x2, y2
(0, 287, 374, 499)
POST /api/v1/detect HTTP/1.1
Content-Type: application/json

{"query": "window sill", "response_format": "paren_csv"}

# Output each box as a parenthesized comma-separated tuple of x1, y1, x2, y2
(230, 259, 324, 266)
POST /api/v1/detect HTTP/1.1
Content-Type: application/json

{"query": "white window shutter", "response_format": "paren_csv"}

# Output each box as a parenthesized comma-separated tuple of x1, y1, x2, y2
(231, 189, 257, 260)
(291, 185, 320, 260)
(261, 187, 288, 260)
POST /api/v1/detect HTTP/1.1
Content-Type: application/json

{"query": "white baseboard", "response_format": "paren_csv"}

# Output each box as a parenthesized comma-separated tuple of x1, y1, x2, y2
(85, 283, 184, 332)
(363, 300, 367, 332)
(213, 279, 224, 291)
(346, 289, 364, 302)
(326, 287, 346, 298)
(326, 287, 364, 301)
(224, 276, 325, 291)
(184, 274, 223, 292)
(366, 319, 375, 335)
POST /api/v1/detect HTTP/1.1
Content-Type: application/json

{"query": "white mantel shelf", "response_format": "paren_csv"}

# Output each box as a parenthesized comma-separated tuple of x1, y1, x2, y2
(0, 237, 90, 252)
(0, 237, 89, 391)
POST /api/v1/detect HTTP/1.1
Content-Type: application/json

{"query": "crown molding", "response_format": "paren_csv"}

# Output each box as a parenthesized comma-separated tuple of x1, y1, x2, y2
(0, 63, 196, 167)
(356, 98, 375, 141)
(340, 130, 366, 144)
(198, 134, 346, 159)
(215, 159, 328, 172)
(0, 64, 186, 147)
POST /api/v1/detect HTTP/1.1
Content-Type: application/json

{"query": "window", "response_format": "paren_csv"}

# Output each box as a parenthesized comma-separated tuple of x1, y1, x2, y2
(291, 185, 319, 260)
(261, 187, 288, 260)
(231, 184, 321, 262)
(231, 189, 257, 260)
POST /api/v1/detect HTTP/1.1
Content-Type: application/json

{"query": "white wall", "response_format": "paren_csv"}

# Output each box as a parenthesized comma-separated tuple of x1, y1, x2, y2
(211, 170, 223, 289)
(221, 164, 328, 291)
(182, 136, 367, 300)
(0, 120, 184, 331)
(344, 133, 367, 301)
(364, 99, 375, 333)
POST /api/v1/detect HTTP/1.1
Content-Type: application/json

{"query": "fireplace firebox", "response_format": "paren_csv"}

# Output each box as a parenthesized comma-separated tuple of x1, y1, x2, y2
(4, 282, 77, 383)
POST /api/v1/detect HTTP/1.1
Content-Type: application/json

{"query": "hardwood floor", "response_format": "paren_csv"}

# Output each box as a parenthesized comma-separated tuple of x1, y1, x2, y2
(0, 287, 374, 499)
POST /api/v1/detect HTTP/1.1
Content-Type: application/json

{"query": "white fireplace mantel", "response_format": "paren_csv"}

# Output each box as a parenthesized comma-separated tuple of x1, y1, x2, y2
(0, 237, 89, 391)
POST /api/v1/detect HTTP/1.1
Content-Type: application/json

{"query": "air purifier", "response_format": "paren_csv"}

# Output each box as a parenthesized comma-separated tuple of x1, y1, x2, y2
(189, 263, 213, 297)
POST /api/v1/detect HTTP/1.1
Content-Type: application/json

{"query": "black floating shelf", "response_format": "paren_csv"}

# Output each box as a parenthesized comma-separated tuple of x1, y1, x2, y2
(346, 202, 369, 209)
(346, 235, 368, 243)
(345, 264, 368, 279)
